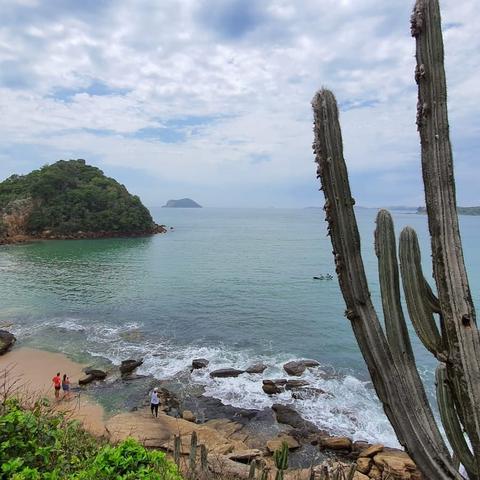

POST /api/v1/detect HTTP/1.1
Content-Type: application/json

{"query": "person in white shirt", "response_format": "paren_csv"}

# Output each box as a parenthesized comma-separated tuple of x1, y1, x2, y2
(150, 387, 160, 417)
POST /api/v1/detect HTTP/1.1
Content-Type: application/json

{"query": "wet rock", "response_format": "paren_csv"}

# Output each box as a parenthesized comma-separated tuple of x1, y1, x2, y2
(182, 410, 196, 422)
(262, 379, 287, 395)
(120, 359, 143, 375)
(353, 440, 371, 453)
(319, 436, 352, 451)
(192, 358, 209, 369)
(0, 330, 15, 355)
(246, 363, 268, 374)
(271, 404, 318, 433)
(285, 380, 310, 391)
(266, 435, 300, 453)
(283, 360, 320, 376)
(84, 368, 107, 380)
(79, 374, 95, 385)
(210, 368, 244, 378)
(291, 387, 331, 400)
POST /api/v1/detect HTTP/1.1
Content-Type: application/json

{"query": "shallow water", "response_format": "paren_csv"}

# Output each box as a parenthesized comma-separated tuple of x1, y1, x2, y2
(1, 207, 479, 446)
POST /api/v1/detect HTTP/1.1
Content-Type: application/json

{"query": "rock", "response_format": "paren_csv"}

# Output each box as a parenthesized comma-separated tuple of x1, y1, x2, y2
(285, 380, 310, 390)
(283, 360, 320, 376)
(79, 374, 95, 385)
(368, 464, 382, 480)
(182, 410, 196, 422)
(373, 450, 417, 479)
(358, 443, 384, 458)
(353, 472, 370, 480)
(227, 449, 263, 462)
(246, 363, 267, 374)
(319, 436, 352, 451)
(119, 359, 143, 375)
(271, 404, 318, 432)
(84, 368, 107, 380)
(353, 440, 371, 453)
(192, 358, 209, 369)
(356, 457, 372, 474)
(291, 387, 331, 400)
(210, 368, 244, 378)
(0, 330, 15, 355)
(266, 435, 300, 453)
(262, 380, 282, 395)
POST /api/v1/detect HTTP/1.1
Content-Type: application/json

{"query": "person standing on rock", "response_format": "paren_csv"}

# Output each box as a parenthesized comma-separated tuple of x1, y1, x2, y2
(150, 387, 160, 417)
(52, 372, 61, 400)
(62, 374, 71, 400)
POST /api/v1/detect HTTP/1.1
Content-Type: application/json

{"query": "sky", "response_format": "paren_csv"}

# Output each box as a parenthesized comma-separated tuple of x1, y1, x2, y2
(0, 0, 479, 208)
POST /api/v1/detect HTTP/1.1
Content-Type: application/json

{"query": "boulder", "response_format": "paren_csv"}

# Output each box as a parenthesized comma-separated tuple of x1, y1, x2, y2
(262, 379, 287, 395)
(285, 380, 310, 391)
(373, 450, 417, 479)
(262, 380, 282, 395)
(246, 363, 268, 374)
(319, 436, 352, 451)
(192, 358, 209, 369)
(0, 330, 15, 355)
(119, 359, 143, 375)
(266, 435, 300, 453)
(353, 440, 371, 453)
(283, 360, 320, 376)
(356, 457, 372, 474)
(182, 410, 196, 422)
(210, 368, 244, 378)
(291, 387, 331, 400)
(227, 449, 263, 462)
(368, 464, 382, 480)
(79, 374, 95, 385)
(84, 368, 107, 380)
(358, 443, 383, 458)
(271, 404, 318, 432)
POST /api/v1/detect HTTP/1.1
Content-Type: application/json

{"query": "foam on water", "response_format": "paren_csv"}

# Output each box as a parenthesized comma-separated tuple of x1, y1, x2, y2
(11, 315, 399, 447)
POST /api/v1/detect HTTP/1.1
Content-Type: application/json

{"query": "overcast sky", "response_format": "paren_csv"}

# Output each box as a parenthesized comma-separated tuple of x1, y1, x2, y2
(0, 0, 478, 208)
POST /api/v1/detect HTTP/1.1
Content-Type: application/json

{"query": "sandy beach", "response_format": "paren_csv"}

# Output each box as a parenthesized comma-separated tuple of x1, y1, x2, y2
(0, 346, 106, 436)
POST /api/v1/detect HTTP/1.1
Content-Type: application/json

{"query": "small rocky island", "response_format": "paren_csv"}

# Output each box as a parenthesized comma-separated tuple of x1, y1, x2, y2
(162, 198, 202, 208)
(0, 159, 166, 245)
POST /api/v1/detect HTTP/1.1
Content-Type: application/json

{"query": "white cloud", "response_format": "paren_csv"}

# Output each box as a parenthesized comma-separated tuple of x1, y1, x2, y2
(0, 0, 478, 206)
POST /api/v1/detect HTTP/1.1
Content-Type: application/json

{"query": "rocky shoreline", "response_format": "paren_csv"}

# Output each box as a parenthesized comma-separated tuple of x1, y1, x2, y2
(0, 224, 167, 246)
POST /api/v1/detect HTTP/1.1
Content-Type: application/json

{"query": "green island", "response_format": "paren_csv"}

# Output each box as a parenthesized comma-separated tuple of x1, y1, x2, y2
(0, 160, 165, 244)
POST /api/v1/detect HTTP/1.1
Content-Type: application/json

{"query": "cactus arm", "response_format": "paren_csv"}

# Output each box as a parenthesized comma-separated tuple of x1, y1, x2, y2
(375, 209, 453, 455)
(312, 89, 460, 480)
(413, 0, 480, 465)
(399, 226, 445, 358)
(436, 365, 478, 478)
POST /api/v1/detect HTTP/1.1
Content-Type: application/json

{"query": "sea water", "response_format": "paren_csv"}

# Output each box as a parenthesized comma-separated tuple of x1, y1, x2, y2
(1, 207, 479, 447)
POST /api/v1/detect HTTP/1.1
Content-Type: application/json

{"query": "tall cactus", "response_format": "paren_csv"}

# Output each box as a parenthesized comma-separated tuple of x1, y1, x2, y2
(311, 1, 480, 479)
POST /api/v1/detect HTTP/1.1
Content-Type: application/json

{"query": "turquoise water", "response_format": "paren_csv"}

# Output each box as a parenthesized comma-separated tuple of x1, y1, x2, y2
(1, 207, 479, 446)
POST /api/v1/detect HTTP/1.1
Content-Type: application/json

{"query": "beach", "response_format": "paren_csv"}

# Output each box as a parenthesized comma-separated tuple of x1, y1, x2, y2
(0, 347, 106, 436)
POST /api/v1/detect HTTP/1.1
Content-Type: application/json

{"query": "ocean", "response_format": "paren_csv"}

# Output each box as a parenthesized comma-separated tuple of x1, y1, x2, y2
(1, 207, 479, 447)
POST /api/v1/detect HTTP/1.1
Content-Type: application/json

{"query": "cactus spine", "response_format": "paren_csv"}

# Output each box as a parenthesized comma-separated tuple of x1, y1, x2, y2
(312, 1, 480, 478)
(273, 442, 289, 480)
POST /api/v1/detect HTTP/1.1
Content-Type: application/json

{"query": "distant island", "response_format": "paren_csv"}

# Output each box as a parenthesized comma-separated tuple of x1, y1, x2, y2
(162, 198, 202, 208)
(0, 159, 166, 245)
(417, 206, 480, 216)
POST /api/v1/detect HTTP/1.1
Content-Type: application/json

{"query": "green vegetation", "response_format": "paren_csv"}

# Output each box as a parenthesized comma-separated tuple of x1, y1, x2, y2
(0, 400, 182, 479)
(0, 159, 158, 237)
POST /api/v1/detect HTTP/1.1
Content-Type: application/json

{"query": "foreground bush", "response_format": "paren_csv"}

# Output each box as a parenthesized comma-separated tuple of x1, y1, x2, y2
(0, 400, 182, 480)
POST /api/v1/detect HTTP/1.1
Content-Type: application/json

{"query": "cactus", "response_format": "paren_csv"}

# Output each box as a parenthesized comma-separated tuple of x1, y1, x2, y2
(200, 444, 208, 472)
(189, 431, 197, 472)
(248, 460, 257, 479)
(173, 435, 181, 467)
(311, 1, 480, 479)
(273, 442, 289, 480)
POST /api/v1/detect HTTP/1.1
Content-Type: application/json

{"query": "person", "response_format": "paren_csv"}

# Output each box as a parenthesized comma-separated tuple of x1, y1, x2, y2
(62, 374, 71, 400)
(52, 372, 61, 400)
(150, 387, 160, 417)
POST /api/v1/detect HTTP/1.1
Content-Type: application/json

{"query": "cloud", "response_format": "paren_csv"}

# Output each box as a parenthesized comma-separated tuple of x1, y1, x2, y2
(0, 0, 478, 207)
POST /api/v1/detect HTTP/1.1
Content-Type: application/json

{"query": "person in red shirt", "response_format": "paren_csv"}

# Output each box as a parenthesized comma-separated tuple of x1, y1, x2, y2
(52, 372, 61, 400)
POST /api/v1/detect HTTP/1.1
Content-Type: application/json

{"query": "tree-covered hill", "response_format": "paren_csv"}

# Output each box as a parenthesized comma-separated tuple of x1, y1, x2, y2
(0, 159, 164, 242)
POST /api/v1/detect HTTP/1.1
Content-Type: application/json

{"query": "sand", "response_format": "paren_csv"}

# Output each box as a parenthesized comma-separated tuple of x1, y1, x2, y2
(0, 346, 106, 436)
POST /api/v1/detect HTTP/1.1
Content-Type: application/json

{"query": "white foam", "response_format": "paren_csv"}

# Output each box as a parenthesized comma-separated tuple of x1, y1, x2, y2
(12, 316, 400, 446)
